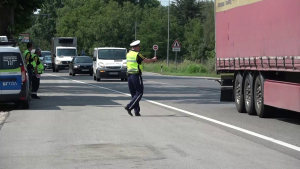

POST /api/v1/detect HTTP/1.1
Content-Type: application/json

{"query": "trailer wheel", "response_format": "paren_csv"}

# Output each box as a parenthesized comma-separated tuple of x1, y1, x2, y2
(234, 73, 246, 113)
(244, 73, 256, 115)
(254, 74, 271, 118)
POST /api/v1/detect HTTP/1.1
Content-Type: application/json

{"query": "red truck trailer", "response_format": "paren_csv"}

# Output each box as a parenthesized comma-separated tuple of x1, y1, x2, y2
(215, 0, 300, 117)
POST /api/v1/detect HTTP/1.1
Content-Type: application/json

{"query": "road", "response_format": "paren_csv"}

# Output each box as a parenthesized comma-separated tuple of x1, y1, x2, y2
(0, 70, 300, 169)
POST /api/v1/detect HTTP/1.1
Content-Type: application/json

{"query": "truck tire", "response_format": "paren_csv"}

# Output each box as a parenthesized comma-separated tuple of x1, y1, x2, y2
(96, 71, 101, 81)
(55, 66, 59, 72)
(234, 72, 246, 113)
(244, 73, 256, 115)
(254, 73, 271, 118)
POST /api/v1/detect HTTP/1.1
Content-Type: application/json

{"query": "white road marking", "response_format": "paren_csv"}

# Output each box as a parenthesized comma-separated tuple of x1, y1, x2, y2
(47, 73, 300, 152)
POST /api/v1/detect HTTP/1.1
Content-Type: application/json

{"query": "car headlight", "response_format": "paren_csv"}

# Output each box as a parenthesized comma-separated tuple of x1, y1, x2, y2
(122, 62, 127, 68)
(55, 60, 61, 64)
(98, 62, 105, 68)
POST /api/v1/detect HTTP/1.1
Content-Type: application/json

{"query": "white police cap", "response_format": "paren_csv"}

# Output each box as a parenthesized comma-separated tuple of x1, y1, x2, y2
(130, 40, 140, 47)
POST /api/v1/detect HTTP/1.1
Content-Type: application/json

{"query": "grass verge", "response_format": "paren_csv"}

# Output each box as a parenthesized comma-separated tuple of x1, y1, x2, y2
(143, 59, 220, 78)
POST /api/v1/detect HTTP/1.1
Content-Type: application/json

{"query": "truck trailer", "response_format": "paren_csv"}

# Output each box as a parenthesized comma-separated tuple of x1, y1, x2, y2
(215, 0, 300, 117)
(51, 37, 77, 72)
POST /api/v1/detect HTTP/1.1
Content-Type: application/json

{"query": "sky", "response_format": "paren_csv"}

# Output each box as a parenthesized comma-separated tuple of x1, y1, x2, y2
(34, 0, 173, 14)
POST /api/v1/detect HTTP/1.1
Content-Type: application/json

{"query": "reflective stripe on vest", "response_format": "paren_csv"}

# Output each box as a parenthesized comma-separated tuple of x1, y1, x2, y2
(126, 51, 140, 74)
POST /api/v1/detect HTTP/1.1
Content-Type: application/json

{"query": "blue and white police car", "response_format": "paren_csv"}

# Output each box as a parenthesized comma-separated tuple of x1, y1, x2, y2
(0, 41, 30, 109)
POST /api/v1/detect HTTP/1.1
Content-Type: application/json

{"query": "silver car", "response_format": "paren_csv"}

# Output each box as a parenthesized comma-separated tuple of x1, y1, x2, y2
(43, 55, 52, 70)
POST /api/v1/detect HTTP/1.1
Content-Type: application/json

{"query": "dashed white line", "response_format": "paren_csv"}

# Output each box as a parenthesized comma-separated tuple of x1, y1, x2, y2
(47, 73, 300, 152)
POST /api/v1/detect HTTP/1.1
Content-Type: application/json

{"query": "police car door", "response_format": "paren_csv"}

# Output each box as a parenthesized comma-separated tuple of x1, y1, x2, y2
(0, 52, 22, 95)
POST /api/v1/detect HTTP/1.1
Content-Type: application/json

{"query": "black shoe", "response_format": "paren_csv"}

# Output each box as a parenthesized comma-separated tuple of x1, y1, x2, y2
(124, 106, 133, 116)
(32, 95, 41, 99)
(135, 113, 141, 116)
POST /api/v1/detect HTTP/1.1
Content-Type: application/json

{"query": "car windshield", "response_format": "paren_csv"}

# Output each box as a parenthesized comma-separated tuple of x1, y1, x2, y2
(44, 55, 51, 61)
(98, 49, 126, 60)
(57, 49, 76, 56)
(0, 52, 23, 70)
(41, 51, 51, 57)
(74, 57, 92, 63)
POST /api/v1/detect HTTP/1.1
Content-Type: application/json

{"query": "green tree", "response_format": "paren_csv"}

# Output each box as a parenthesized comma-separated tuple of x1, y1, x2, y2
(0, 0, 43, 38)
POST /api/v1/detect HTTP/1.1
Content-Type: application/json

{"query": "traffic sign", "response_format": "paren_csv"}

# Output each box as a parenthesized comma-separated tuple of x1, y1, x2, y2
(172, 48, 180, 52)
(172, 39, 181, 48)
(172, 39, 181, 52)
(153, 45, 158, 51)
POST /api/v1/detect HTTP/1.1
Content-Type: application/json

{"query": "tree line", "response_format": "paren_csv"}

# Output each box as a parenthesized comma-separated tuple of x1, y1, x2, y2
(1, 0, 215, 63)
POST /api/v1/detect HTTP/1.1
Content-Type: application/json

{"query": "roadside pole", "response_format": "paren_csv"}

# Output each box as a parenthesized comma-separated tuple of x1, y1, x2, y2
(172, 39, 181, 70)
(153, 44, 161, 72)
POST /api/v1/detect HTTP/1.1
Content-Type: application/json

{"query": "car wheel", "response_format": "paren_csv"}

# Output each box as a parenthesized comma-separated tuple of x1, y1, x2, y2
(125, 78, 128, 82)
(96, 76, 100, 81)
(55, 67, 59, 72)
(17, 98, 30, 109)
(121, 78, 124, 81)
(72, 70, 75, 76)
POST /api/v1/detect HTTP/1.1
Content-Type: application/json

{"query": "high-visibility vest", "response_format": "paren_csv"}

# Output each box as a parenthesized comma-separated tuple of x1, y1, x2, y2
(32, 54, 44, 74)
(126, 51, 143, 74)
(23, 49, 34, 66)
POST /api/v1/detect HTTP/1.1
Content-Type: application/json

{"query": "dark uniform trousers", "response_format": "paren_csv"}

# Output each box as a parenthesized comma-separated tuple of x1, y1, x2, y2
(127, 74, 144, 113)
(32, 75, 40, 96)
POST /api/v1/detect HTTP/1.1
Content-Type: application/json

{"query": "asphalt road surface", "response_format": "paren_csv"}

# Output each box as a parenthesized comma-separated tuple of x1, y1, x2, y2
(0, 70, 300, 169)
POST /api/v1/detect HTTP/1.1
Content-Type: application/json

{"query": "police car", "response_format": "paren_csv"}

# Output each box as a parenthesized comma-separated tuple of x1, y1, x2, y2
(0, 41, 30, 109)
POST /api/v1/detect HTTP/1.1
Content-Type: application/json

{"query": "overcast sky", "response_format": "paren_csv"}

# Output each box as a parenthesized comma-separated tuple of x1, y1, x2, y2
(34, 0, 173, 14)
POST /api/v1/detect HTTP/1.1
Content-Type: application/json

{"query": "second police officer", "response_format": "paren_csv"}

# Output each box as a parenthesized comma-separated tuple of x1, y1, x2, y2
(31, 48, 44, 99)
(124, 40, 157, 116)
(23, 42, 34, 92)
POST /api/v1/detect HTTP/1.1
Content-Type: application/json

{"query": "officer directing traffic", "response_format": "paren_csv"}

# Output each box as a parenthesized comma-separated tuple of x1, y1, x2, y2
(124, 40, 157, 116)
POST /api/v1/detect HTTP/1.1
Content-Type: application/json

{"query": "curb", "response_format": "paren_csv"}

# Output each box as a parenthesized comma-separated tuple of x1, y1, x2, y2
(0, 112, 10, 126)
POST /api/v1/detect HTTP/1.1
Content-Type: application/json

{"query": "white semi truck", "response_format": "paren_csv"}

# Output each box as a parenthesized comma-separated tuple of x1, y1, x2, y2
(51, 37, 77, 72)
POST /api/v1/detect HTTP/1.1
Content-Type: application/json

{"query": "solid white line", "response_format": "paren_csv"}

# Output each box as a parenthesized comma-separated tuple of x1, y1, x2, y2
(47, 73, 300, 152)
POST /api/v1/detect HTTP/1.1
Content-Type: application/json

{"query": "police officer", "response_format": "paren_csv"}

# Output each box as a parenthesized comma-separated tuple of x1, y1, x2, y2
(23, 42, 34, 90)
(31, 48, 44, 99)
(124, 40, 157, 116)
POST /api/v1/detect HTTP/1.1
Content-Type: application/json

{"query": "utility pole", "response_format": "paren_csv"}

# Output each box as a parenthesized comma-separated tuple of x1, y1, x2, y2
(135, 21, 137, 40)
(167, 0, 170, 66)
(135, 0, 139, 40)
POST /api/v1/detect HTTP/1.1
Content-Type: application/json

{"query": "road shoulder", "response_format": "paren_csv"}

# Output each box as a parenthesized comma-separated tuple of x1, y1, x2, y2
(0, 112, 9, 130)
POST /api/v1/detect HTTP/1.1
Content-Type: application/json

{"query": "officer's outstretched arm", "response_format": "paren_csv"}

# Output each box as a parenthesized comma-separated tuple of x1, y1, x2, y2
(143, 57, 157, 63)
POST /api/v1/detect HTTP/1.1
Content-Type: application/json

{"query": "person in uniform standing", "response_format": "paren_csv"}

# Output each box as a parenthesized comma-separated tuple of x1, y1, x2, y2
(124, 40, 157, 116)
(31, 48, 44, 99)
(23, 42, 34, 91)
